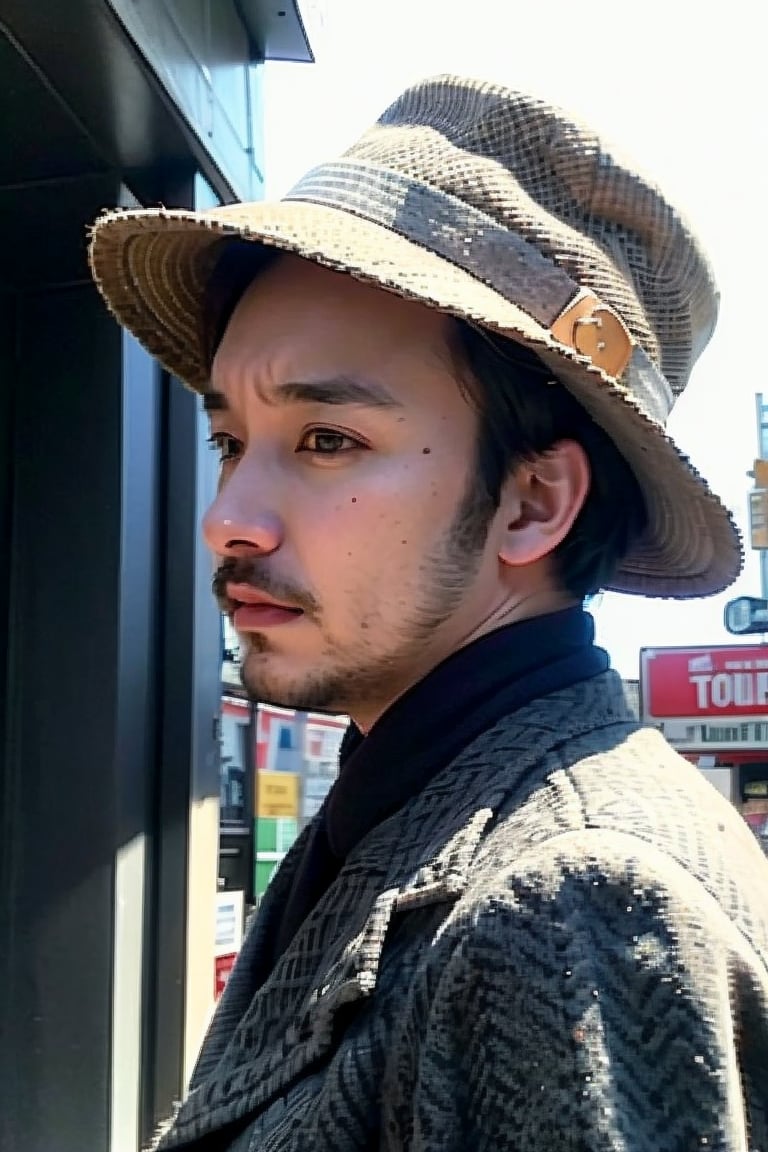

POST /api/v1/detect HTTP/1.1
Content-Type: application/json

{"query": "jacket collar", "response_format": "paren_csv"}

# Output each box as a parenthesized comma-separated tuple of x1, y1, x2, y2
(159, 671, 636, 1147)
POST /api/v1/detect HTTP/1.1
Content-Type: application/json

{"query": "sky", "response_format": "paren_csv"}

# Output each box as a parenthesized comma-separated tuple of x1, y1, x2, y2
(261, 0, 768, 679)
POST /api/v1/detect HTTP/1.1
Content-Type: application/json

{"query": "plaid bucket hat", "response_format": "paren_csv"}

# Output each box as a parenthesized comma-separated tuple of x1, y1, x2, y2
(88, 73, 742, 598)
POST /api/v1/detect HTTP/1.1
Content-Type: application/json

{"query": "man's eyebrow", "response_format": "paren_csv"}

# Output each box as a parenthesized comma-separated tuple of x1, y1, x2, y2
(203, 377, 403, 413)
(275, 378, 404, 409)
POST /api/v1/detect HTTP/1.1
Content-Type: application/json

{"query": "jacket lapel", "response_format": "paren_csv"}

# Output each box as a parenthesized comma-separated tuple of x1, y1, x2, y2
(160, 805, 500, 1146)
(161, 671, 636, 1146)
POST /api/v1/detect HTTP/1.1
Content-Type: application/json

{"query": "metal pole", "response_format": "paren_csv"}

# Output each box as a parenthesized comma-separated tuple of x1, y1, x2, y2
(294, 710, 308, 832)
(757, 393, 768, 600)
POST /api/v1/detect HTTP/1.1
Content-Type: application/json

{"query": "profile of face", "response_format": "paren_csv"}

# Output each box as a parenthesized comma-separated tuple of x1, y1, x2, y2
(204, 254, 588, 731)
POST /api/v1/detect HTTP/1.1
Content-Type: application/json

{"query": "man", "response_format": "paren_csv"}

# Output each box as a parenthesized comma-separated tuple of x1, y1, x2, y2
(89, 76, 767, 1151)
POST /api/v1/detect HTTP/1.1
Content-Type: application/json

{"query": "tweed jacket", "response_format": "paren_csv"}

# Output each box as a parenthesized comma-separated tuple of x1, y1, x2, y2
(155, 672, 768, 1151)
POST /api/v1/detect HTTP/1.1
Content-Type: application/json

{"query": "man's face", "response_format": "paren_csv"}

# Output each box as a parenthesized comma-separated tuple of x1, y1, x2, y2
(204, 255, 515, 730)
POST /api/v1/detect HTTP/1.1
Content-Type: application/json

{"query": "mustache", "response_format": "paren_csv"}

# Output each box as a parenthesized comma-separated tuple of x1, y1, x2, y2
(212, 556, 320, 619)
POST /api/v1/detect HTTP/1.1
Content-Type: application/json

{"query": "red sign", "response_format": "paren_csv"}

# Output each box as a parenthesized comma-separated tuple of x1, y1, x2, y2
(215, 952, 237, 999)
(641, 646, 768, 719)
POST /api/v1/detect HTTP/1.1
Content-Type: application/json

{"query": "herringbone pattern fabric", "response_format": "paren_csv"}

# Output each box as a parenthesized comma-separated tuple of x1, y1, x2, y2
(153, 672, 768, 1151)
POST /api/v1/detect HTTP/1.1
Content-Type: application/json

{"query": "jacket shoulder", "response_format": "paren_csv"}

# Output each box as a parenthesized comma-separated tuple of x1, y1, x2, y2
(462, 727, 768, 969)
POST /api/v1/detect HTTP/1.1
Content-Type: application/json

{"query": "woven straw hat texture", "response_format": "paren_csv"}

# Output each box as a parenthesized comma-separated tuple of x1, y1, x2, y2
(88, 74, 742, 598)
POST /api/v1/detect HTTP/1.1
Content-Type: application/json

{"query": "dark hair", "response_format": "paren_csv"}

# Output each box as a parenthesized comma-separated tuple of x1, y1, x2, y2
(201, 239, 282, 371)
(449, 321, 647, 599)
(201, 240, 647, 599)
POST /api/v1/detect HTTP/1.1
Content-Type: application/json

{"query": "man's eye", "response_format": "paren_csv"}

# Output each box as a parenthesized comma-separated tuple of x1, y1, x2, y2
(298, 428, 363, 455)
(207, 433, 242, 462)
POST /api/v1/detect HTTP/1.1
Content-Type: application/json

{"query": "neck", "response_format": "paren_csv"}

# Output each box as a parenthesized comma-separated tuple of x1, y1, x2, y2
(349, 591, 582, 733)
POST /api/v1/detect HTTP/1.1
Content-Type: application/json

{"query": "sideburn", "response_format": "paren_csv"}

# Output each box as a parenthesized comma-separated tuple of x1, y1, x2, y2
(406, 459, 498, 644)
(450, 462, 498, 557)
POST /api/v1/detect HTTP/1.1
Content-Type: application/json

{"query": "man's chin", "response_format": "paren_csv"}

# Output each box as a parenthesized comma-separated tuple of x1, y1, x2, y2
(239, 652, 347, 715)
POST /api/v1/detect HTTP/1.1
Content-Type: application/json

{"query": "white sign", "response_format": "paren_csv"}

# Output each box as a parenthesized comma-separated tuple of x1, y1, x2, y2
(304, 775, 334, 801)
(214, 890, 244, 958)
(302, 796, 325, 821)
(656, 717, 768, 751)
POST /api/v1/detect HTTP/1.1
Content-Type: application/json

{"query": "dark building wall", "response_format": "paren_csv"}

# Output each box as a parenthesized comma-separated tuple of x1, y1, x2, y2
(106, 0, 266, 201)
(1, 285, 124, 1150)
(0, 276, 220, 1152)
(0, 291, 15, 773)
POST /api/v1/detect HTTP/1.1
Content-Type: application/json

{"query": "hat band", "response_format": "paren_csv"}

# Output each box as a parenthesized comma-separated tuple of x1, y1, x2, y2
(285, 159, 673, 424)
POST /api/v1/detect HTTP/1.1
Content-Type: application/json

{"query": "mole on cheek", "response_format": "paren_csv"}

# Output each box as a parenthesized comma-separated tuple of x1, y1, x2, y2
(351, 497, 357, 503)
(422, 447, 432, 454)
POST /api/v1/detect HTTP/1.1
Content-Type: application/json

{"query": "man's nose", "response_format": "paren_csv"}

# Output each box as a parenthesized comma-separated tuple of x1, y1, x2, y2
(202, 456, 284, 558)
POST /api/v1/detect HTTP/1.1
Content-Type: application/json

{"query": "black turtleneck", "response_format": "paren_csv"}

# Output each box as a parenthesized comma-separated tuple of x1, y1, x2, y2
(271, 606, 609, 965)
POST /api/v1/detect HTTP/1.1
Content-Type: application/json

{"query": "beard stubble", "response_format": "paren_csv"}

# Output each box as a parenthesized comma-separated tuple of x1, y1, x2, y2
(220, 470, 496, 717)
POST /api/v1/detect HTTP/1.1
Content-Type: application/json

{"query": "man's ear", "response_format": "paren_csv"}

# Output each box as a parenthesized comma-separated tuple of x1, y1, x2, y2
(496, 440, 590, 568)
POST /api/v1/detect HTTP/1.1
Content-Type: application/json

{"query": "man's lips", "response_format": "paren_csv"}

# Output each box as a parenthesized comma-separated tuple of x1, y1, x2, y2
(225, 583, 304, 630)
(225, 583, 298, 610)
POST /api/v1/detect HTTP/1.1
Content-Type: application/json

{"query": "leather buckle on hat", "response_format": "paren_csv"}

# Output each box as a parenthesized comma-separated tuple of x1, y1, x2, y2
(550, 290, 633, 378)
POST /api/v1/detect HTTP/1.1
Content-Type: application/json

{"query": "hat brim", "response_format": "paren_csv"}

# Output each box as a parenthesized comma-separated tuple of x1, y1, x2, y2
(88, 200, 742, 599)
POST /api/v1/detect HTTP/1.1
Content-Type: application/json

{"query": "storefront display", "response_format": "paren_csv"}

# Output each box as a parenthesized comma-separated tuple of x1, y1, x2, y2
(253, 705, 349, 901)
